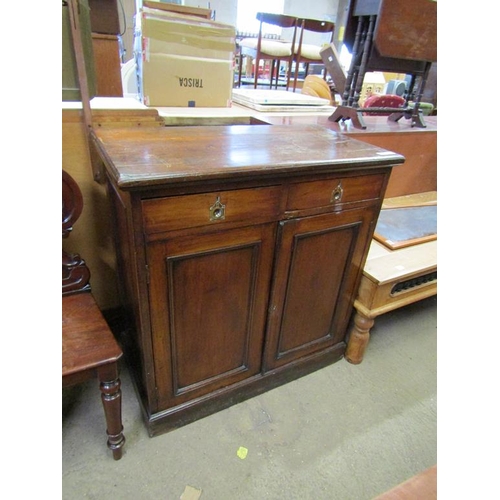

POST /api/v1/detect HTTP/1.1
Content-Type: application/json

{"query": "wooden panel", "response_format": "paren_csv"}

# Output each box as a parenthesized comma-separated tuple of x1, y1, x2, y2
(88, 0, 121, 34)
(91, 33, 123, 97)
(91, 125, 405, 190)
(382, 191, 437, 209)
(170, 246, 257, 392)
(148, 223, 276, 409)
(356, 273, 437, 315)
(363, 239, 437, 285)
(348, 131, 436, 198)
(373, 0, 437, 62)
(264, 207, 375, 370)
(107, 183, 159, 410)
(62, 293, 122, 377)
(278, 224, 355, 352)
(91, 108, 164, 127)
(142, 186, 282, 234)
(286, 173, 385, 211)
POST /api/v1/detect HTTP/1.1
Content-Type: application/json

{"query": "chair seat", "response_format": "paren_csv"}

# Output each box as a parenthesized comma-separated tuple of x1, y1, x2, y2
(290, 17, 335, 91)
(363, 94, 406, 109)
(236, 12, 299, 90)
(62, 293, 122, 379)
(239, 38, 293, 57)
(362, 94, 406, 116)
(293, 43, 323, 60)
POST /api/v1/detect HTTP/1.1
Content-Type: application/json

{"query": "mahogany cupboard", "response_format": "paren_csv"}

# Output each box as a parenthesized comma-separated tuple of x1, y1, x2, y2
(90, 124, 404, 436)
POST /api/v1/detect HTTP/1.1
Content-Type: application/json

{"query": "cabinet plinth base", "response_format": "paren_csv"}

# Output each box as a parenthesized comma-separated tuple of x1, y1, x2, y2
(129, 341, 346, 437)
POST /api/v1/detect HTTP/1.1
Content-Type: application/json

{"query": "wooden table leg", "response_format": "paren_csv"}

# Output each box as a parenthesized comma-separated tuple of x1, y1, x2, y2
(98, 363, 125, 460)
(345, 311, 375, 364)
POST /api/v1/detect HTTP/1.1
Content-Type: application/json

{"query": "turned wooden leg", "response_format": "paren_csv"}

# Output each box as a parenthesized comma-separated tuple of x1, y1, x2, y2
(98, 363, 125, 460)
(345, 311, 375, 364)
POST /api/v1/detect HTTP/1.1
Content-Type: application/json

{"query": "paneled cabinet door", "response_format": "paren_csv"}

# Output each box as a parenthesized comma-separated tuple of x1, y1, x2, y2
(264, 207, 376, 371)
(146, 223, 276, 411)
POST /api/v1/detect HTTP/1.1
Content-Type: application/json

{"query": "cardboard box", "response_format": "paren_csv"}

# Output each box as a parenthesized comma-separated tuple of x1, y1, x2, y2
(136, 8, 236, 107)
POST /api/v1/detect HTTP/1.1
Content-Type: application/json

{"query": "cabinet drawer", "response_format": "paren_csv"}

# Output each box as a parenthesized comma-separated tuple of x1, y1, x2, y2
(143, 186, 282, 234)
(286, 173, 385, 211)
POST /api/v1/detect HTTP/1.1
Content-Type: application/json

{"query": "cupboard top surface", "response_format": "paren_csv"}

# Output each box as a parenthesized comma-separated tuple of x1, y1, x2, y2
(91, 125, 404, 189)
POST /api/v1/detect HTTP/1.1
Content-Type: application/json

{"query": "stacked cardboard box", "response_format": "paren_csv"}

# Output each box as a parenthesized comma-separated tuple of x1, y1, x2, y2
(135, 7, 236, 107)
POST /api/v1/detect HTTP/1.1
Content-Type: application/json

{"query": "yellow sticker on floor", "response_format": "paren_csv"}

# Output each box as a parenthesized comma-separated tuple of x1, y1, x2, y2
(180, 485, 202, 500)
(237, 446, 248, 459)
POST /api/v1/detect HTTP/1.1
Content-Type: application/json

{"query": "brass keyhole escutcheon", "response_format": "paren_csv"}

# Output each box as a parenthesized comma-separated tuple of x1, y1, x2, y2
(331, 182, 343, 203)
(209, 196, 226, 221)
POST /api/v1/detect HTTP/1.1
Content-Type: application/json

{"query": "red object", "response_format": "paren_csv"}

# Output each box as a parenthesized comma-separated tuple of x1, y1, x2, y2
(363, 94, 405, 115)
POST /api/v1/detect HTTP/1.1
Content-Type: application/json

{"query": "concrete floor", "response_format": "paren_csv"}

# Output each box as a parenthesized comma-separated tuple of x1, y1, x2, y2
(62, 296, 437, 500)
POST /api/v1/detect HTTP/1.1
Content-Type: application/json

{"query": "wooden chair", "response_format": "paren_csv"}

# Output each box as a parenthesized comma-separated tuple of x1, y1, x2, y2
(62, 170, 125, 460)
(237, 12, 298, 90)
(291, 18, 335, 92)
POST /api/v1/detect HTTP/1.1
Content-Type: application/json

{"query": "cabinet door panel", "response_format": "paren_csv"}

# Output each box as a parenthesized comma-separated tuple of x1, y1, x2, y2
(148, 223, 275, 410)
(264, 208, 375, 370)
(279, 227, 354, 351)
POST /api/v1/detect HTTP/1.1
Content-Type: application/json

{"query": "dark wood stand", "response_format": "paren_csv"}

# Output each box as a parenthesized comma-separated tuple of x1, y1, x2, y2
(90, 124, 404, 436)
(328, 0, 436, 129)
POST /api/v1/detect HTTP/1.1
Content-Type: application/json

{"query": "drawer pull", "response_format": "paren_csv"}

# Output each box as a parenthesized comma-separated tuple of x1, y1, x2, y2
(209, 196, 226, 221)
(331, 182, 344, 203)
